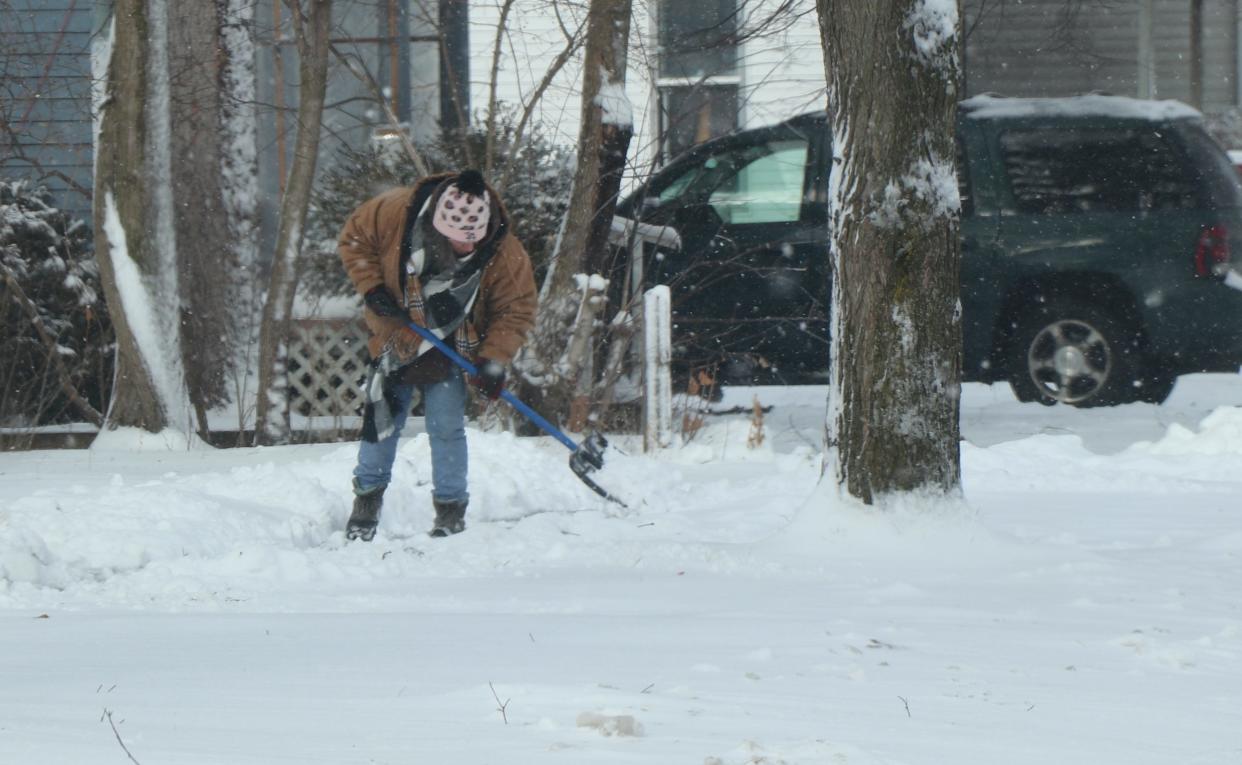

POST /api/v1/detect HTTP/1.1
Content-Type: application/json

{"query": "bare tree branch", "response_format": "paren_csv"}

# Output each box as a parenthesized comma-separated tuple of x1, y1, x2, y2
(497, 15, 588, 190)
(329, 43, 431, 176)
(488, 682, 511, 724)
(102, 709, 142, 765)
(484, 0, 519, 176)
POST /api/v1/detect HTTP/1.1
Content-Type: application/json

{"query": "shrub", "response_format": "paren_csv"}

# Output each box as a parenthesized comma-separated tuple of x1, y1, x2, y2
(0, 181, 112, 429)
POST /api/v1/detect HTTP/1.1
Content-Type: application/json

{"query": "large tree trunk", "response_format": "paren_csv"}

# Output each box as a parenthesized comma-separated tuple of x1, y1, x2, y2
(253, 0, 332, 446)
(168, 0, 245, 433)
(818, 0, 963, 504)
(520, 0, 633, 431)
(92, 0, 197, 437)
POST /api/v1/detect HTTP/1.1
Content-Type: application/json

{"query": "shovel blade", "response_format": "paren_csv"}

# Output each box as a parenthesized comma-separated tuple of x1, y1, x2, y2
(570, 431, 608, 473)
(568, 432, 626, 507)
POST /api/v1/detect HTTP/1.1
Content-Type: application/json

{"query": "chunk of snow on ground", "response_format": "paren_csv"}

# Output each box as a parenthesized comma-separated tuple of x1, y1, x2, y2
(576, 711, 643, 737)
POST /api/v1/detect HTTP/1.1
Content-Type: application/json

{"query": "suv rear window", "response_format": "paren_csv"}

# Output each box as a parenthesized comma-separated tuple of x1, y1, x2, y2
(998, 127, 1196, 214)
(1174, 124, 1242, 209)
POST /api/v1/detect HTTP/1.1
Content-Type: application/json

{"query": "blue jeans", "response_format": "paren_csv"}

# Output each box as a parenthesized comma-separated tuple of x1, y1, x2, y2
(353, 372, 469, 503)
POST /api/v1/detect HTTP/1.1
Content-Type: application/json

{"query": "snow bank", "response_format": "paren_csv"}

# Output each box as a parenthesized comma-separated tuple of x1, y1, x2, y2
(8, 384, 1242, 609)
(0, 420, 819, 608)
(1129, 406, 1242, 456)
(90, 426, 198, 452)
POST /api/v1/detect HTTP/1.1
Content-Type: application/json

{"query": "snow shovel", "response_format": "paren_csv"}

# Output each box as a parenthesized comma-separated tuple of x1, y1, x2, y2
(403, 320, 627, 507)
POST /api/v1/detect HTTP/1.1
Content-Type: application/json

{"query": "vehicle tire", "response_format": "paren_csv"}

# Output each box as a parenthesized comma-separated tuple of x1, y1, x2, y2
(1006, 300, 1144, 407)
(1133, 361, 1177, 404)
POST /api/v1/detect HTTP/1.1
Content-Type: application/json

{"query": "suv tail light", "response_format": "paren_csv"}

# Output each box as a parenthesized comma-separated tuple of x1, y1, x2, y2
(1193, 224, 1230, 279)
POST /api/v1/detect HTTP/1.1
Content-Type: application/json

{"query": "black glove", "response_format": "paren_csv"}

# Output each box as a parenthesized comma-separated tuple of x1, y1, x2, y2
(470, 358, 506, 400)
(364, 286, 405, 318)
(424, 290, 464, 327)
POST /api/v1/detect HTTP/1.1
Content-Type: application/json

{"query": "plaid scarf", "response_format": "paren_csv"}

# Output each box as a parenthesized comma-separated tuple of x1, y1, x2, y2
(361, 198, 486, 443)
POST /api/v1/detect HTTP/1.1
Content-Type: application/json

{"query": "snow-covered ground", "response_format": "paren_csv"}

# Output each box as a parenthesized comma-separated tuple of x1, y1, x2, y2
(2, 375, 1241, 764)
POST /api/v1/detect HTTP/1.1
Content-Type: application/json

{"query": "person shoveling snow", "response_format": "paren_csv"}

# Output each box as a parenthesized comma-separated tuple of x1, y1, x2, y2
(338, 168, 537, 540)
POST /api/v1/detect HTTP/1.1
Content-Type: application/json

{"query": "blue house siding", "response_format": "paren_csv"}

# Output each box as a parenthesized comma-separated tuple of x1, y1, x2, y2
(0, 1, 95, 222)
(4, 1, 442, 242)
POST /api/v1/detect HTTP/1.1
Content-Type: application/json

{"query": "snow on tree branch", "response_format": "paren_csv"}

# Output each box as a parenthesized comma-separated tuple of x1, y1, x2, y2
(905, 0, 959, 73)
(871, 153, 959, 231)
(594, 67, 633, 129)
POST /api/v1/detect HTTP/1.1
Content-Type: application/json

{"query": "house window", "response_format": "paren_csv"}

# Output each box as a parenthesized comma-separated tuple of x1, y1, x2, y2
(657, 0, 740, 162)
(659, 85, 739, 163)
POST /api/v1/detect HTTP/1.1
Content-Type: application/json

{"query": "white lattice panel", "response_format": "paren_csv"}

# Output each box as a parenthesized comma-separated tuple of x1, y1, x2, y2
(287, 319, 370, 418)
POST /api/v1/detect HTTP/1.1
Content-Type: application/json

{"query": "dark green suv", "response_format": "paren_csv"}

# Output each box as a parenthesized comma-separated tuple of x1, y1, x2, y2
(615, 94, 1242, 406)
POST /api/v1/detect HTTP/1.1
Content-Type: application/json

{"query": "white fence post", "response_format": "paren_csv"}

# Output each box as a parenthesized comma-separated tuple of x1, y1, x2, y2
(643, 285, 673, 451)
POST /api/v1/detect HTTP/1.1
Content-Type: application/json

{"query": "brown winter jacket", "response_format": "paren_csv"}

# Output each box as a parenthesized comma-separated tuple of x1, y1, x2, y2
(338, 173, 538, 365)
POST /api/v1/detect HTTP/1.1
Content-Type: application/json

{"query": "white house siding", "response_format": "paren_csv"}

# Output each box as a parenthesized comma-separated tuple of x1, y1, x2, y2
(467, 0, 823, 187)
(1199, 0, 1238, 108)
(1152, 0, 1236, 109)
(466, 0, 659, 187)
(734, 6, 824, 129)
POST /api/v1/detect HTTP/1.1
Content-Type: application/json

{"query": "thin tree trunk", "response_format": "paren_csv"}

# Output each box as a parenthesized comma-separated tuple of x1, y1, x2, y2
(253, 0, 332, 446)
(220, 0, 261, 434)
(168, 0, 239, 436)
(819, 0, 963, 504)
(521, 0, 633, 430)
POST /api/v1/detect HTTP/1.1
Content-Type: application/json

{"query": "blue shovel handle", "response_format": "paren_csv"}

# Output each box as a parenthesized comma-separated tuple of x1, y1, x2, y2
(404, 321, 579, 453)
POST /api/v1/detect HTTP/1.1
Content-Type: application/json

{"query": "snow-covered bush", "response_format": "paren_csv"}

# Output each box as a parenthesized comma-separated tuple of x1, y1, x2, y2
(0, 181, 112, 431)
(302, 111, 573, 299)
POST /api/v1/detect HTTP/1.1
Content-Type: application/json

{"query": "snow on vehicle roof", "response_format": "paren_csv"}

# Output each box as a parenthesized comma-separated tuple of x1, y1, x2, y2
(961, 93, 1202, 122)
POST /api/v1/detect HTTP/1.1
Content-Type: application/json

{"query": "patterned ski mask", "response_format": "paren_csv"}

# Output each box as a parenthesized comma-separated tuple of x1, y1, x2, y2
(432, 171, 491, 243)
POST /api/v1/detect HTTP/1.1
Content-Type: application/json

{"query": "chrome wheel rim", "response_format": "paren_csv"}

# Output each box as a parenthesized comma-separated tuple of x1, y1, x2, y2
(1026, 318, 1112, 404)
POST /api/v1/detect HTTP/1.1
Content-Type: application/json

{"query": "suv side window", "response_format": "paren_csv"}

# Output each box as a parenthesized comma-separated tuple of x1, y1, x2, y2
(656, 137, 810, 224)
(998, 127, 1196, 214)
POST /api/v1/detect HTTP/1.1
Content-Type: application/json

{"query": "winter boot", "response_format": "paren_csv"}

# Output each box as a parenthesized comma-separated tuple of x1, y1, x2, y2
(429, 497, 467, 537)
(347, 482, 385, 541)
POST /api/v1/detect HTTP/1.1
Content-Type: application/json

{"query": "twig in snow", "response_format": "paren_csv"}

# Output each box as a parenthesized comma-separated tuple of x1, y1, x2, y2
(489, 682, 510, 724)
(103, 709, 142, 764)
(898, 696, 911, 717)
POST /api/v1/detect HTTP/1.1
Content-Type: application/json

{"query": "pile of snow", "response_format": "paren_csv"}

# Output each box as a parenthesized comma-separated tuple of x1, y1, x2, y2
(1, 415, 818, 608)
